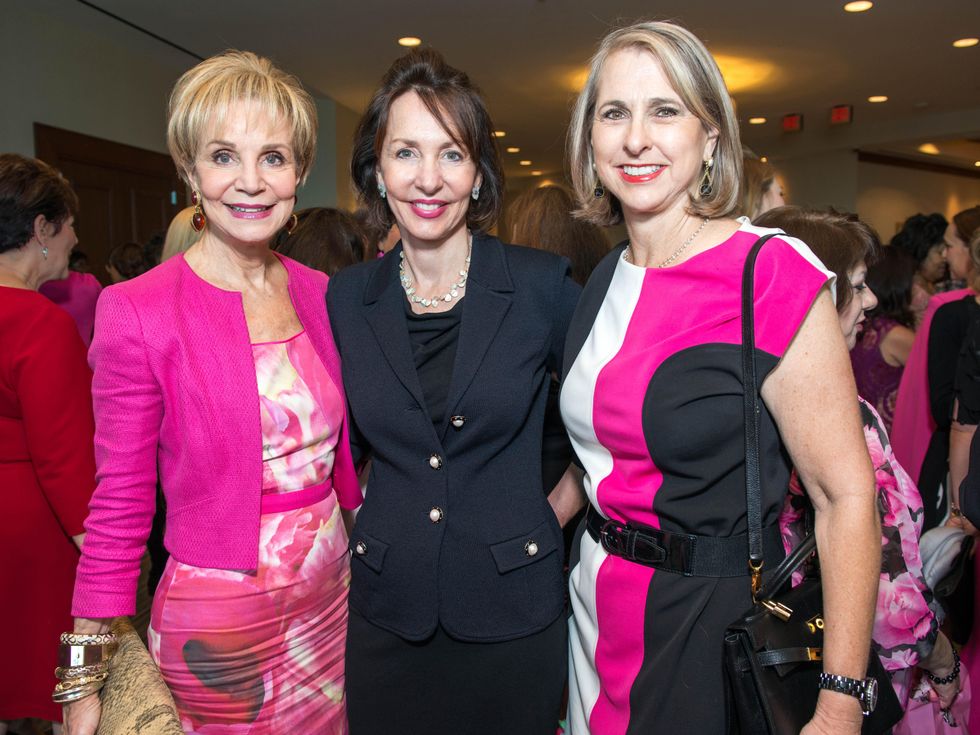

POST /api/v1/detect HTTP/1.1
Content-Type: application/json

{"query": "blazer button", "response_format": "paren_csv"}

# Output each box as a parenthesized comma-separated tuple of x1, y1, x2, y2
(429, 507, 444, 523)
(450, 415, 465, 429)
(354, 541, 368, 555)
(429, 454, 443, 470)
(524, 540, 539, 557)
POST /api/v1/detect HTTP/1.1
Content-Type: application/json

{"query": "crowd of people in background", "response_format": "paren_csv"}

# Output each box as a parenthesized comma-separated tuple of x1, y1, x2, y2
(1, 16, 979, 735)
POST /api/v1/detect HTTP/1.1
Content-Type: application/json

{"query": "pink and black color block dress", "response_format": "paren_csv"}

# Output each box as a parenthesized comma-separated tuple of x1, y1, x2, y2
(560, 222, 833, 734)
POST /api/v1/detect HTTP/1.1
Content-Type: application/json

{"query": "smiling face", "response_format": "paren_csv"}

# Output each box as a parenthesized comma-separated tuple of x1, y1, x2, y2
(190, 102, 298, 249)
(590, 47, 717, 223)
(839, 260, 878, 349)
(376, 91, 481, 248)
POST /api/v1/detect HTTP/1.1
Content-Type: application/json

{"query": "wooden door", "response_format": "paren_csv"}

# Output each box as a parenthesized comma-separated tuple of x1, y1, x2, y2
(34, 123, 186, 285)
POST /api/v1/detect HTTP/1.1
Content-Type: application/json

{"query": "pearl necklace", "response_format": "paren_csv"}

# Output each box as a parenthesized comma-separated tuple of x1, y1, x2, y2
(399, 239, 472, 309)
(624, 217, 709, 268)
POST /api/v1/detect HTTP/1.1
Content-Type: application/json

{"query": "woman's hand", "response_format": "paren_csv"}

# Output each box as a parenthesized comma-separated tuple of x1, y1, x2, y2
(801, 692, 864, 735)
(63, 691, 102, 735)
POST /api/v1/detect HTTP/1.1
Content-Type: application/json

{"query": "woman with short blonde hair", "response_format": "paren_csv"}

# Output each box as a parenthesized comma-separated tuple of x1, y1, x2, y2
(561, 21, 880, 734)
(65, 50, 360, 735)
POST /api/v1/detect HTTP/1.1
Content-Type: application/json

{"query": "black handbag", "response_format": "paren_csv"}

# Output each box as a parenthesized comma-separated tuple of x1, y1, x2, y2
(722, 234, 903, 734)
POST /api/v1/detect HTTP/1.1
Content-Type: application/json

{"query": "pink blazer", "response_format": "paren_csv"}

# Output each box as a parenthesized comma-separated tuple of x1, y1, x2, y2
(72, 254, 361, 618)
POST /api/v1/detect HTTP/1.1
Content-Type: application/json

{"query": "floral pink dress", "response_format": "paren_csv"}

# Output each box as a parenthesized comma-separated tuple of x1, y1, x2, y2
(780, 399, 939, 707)
(148, 330, 350, 734)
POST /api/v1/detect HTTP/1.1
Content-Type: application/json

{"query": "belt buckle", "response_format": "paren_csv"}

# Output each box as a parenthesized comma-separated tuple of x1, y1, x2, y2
(600, 519, 668, 566)
(599, 518, 629, 556)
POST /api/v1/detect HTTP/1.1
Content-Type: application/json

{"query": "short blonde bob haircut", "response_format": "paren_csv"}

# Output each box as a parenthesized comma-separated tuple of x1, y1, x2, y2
(167, 50, 317, 186)
(568, 21, 742, 226)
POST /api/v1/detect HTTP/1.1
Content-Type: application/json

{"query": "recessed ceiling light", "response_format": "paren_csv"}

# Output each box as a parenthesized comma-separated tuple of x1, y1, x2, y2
(506, 146, 520, 153)
(398, 36, 422, 47)
(493, 131, 506, 138)
(868, 95, 888, 103)
(748, 117, 767, 125)
(843, 1, 873, 12)
(953, 38, 979, 48)
(760, 156, 768, 163)
(531, 170, 542, 176)
(975, 161, 980, 167)
(519, 160, 532, 166)
(917, 143, 940, 155)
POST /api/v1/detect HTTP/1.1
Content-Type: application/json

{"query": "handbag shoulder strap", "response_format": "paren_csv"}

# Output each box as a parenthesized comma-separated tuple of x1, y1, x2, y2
(741, 232, 780, 596)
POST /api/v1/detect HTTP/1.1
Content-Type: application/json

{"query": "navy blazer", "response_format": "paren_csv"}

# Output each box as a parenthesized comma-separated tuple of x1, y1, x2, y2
(328, 234, 581, 642)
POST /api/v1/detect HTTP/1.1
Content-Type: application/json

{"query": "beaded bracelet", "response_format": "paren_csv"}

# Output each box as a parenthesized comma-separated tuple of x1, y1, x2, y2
(926, 648, 961, 685)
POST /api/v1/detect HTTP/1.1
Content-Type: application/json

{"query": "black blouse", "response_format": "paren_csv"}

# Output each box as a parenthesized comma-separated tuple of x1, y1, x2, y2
(405, 298, 463, 434)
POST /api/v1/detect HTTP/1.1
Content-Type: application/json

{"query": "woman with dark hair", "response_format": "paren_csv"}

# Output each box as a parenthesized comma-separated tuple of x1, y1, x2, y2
(0, 154, 96, 733)
(893, 205, 980, 531)
(759, 206, 961, 721)
(273, 207, 362, 275)
(328, 47, 580, 733)
(891, 213, 949, 325)
(507, 184, 610, 286)
(850, 246, 917, 433)
(105, 241, 148, 282)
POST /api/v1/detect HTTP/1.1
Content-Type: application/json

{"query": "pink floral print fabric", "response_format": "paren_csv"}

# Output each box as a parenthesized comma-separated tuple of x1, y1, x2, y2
(147, 331, 350, 733)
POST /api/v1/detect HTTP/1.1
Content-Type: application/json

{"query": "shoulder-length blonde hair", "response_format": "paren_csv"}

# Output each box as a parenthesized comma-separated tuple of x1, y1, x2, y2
(568, 21, 742, 226)
(167, 50, 317, 186)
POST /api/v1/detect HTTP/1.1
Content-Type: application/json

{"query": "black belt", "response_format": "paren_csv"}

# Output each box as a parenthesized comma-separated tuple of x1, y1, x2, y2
(585, 506, 785, 578)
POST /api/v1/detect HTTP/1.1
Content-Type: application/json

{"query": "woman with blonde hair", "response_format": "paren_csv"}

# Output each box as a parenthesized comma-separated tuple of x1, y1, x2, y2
(64, 51, 361, 735)
(740, 153, 785, 219)
(561, 21, 880, 733)
(160, 205, 202, 262)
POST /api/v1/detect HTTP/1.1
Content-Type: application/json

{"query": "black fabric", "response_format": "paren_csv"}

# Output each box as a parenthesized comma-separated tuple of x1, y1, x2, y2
(328, 235, 581, 642)
(966, 427, 980, 528)
(955, 314, 980, 425)
(405, 299, 462, 433)
(345, 607, 567, 735)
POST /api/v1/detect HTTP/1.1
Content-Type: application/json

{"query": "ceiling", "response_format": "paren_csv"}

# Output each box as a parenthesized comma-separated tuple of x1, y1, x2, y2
(82, 0, 980, 184)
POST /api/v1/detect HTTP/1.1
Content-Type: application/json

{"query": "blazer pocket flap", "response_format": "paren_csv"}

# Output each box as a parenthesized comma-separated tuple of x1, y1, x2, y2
(349, 530, 389, 573)
(489, 520, 558, 574)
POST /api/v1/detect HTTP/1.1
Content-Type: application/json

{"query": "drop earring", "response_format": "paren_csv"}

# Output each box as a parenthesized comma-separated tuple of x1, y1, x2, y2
(471, 185, 481, 201)
(191, 190, 206, 232)
(378, 180, 387, 199)
(592, 163, 604, 198)
(41, 246, 49, 260)
(698, 158, 714, 197)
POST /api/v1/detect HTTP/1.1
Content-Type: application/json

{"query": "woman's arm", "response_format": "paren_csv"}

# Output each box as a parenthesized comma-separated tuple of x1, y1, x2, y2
(762, 289, 880, 733)
(880, 324, 915, 367)
(548, 464, 587, 528)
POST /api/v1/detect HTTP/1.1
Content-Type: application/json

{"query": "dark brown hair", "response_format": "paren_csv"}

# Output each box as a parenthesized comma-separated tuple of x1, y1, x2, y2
(866, 246, 917, 328)
(350, 47, 504, 234)
(754, 206, 879, 313)
(508, 185, 610, 285)
(107, 242, 148, 281)
(272, 208, 361, 276)
(954, 205, 980, 245)
(0, 153, 79, 254)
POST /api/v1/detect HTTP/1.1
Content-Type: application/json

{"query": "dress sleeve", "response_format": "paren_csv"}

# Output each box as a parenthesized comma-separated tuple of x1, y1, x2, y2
(862, 403, 939, 670)
(72, 287, 164, 618)
(16, 305, 96, 535)
(750, 234, 834, 363)
(954, 317, 980, 425)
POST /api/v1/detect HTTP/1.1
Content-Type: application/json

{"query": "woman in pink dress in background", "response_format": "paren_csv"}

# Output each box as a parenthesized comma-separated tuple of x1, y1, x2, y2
(65, 51, 361, 735)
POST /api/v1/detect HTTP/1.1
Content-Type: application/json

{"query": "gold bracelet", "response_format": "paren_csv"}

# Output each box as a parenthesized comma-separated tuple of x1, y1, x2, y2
(52, 680, 105, 704)
(54, 671, 109, 690)
(55, 662, 109, 680)
(60, 632, 116, 646)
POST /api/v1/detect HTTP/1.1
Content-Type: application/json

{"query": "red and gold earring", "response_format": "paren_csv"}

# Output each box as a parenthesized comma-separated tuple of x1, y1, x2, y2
(191, 191, 206, 232)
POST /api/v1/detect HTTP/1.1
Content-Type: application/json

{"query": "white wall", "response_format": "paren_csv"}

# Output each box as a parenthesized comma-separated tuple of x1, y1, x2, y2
(857, 161, 980, 241)
(1, 0, 342, 206)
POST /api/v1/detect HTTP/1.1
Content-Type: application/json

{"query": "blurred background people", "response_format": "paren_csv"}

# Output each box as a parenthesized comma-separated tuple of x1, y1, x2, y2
(160, 205, 202, 262)
(850, 245, 918, 433)
(65, 51, 361, 735)
(891, 213, 949, 325)
(739, 152, 786, 219)
(507, 184, 610, 287)
(105, 241, 148, 283)
(273, 206, 362, 275)
(0, 154, 96, 734)
(39, 248, 103, 347)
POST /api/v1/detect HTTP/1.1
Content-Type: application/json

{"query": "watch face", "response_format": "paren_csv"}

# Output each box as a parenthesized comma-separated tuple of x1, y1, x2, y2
(863, 678, 878, 715)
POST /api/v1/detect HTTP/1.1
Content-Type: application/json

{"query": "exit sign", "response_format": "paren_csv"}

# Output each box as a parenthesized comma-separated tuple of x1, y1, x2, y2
(782, 113, 803, 133)
(830, 105, 853, 125)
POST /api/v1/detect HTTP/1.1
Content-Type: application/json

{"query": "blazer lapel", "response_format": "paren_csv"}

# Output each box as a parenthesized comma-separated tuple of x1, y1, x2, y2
(363, 250, 429, 411)
(442, 236, 513, 439)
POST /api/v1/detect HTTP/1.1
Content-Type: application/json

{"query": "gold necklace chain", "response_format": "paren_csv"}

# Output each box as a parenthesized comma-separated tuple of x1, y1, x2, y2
(625, 217, 710, 268)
